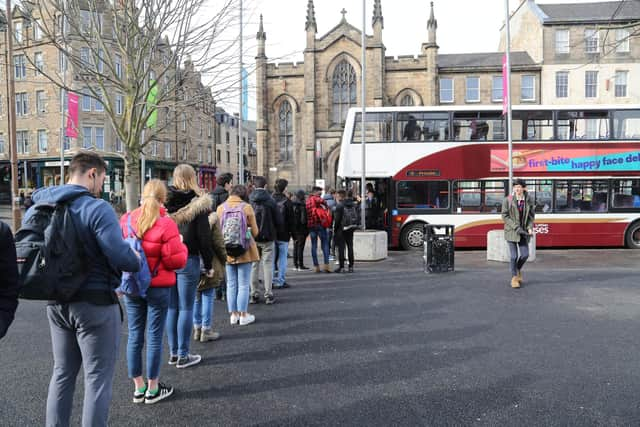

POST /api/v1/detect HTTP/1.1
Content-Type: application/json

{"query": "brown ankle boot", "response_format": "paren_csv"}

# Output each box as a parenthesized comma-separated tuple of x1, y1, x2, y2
(314, 265, 321, 273)
(511, 276, 521, 288)
(517, 271, 523, 284)
(323, 264, 332, 273)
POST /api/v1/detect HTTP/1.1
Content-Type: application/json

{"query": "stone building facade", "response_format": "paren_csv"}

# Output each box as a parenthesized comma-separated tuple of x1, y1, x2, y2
(502, 0, 640, 105)
(256, 0, 540, 189)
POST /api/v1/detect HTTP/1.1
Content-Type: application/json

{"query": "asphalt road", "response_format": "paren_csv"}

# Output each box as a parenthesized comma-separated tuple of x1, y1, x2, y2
(1, 248, 640, 426)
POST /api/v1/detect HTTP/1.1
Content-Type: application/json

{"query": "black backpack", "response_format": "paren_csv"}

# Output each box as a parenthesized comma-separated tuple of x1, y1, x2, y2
(292, 202, 306, 231)
(15, 192, 91, 301)
(342, 204, 361, 231)
(253, 202, 275, 242)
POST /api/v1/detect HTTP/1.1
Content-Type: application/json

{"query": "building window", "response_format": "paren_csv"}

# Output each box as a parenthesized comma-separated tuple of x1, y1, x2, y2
(96, 49, 104, 73)
(207, 147, 212, 164)
(14, 55, 26, 79)
(400, 94, 414, 106)
(34, 52, 44, 76)
(521, 75, 535, 101)
(616, 29, 630, 53)
(197, 146, 203, 163)
(585, 29, 598, 53)
(15, 92, 28, 116)
(82, 126, 93, 149)
(38, 130, 47, 153)
(36, 90, 46, 113)
(555, 71, 568, 98)
(115, 137, 123, 153)
(34, 19, 43, 41)
(226, 151, 230, 164)
(80, 47, 91, 68)
(14, 21, 22, 43)
(615, 71, 628, 97)
(115, 54, 122, 78)
(181, 143, 187, 160)
(0, 134, 5, 153)
(226, 132, 229, 144)
(331, 60, 357, 126)
(151, 141, 158, 157)
(555, 29, 569, 54)
(279, 101, 293, 162)
(465, 77, 480, 102)
(439, 78, 454, 103)
(17, 130, 28, 154)
(181, 113, 186, 131)
(82, 89, 91, 111)
(95, 127, 104, 150)
(585, 71, 598, 98)
(491, 76, 503, 101)
(199, 122, 203, 137)
(58, 51, 67, 72)
(208, 123, 212, 138)
(61, 128, 70, 151)
(115, 94, 123, 115)
(164, 142, 171, 158)
(94, 91, 104, 112)
(216, 149, 221, 163)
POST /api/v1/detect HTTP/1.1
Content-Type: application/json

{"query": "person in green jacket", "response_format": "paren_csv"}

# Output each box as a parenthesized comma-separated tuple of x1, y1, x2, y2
(501, 179, 535, 289)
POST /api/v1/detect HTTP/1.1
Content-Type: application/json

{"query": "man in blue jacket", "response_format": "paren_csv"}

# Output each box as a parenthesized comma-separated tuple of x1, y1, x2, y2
(23, 151, 140, 427)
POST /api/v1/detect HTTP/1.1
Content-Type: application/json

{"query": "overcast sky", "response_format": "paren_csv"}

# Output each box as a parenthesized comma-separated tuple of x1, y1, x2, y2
(221, 0, 618, 118)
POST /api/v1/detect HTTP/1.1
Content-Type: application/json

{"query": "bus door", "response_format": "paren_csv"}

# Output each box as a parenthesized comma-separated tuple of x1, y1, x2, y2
(341, 177, 392, 233)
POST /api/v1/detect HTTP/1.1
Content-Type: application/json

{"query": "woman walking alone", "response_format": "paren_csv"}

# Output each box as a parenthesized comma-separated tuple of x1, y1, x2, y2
(501, 179, 535, 289)
(120, 179, 188, 404)
(166, 164, 214, 368)
(217, 185, 259, 326)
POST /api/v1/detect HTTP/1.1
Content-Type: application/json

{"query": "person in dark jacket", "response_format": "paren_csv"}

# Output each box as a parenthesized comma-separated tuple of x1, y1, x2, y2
(25, 151, 140, 427)
(0, 220, 19, 340)
(249, 176, 283, 304)
(210, 172, 232, 301)
(166, 164, 214, 369)
(501, 179, 535, 289)
(272, 178, 294, 289)
(211, 172, 233, 209)
(292, 190, 309, 271)
(333, 190, 360, 273)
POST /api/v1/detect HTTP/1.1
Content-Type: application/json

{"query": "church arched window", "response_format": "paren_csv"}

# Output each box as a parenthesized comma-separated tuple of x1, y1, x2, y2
(400, 94, 414, 106)
(279, 100, 293, 162)
(332, 60, 357, 126)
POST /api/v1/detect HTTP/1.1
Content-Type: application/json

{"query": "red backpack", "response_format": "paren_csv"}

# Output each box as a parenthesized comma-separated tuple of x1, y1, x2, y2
(315, 206, 332, 228)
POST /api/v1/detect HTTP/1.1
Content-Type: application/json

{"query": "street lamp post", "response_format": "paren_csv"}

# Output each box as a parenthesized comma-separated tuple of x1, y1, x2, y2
(0, 4, 21, 231)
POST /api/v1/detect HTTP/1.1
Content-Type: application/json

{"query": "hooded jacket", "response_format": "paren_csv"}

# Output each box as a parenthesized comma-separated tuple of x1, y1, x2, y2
(166, 188, 214, 270)
(120, 207, 188, 287)
(0, 221, 18, 339)
(249, 188, 282, 242)
(25, 184, 140, 296)
(272, 191, 294, 241)
(211, 185, 229, 210)
(501, 192, 535, 243)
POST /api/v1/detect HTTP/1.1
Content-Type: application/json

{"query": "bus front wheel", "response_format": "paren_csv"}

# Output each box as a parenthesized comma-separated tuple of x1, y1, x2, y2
(625, 221, 640, 249)
(400, 223, 425, 251)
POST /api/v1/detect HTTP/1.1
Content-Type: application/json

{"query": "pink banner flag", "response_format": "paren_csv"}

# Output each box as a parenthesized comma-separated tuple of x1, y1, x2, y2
(65, 92, 79, 138)
(502, 54, 508, 115)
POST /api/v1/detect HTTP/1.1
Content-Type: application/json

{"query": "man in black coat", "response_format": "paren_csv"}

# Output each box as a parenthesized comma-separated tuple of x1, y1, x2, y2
(211, 172, 233, 209)
(272, 178, 295, 289)
(0, 220, 19, 339)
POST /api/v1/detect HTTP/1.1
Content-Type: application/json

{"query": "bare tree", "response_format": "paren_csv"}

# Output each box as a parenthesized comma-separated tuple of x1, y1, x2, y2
(22, 0, 240, 210)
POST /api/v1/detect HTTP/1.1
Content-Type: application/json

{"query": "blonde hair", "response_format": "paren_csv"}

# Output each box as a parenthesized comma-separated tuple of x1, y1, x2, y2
(137, 179, 167, 237)
(172, 164, 202, 195)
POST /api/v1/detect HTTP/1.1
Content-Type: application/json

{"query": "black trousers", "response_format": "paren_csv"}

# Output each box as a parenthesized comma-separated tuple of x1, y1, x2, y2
(293, 232, 308, 268)
(335, 229, 355, 268)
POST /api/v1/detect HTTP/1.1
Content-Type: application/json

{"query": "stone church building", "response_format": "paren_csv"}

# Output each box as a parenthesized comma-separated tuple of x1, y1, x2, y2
(255, 1, 540, 188)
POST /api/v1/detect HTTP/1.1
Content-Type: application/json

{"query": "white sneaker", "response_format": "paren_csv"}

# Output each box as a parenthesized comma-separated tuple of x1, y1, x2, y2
(230, 314, 239, 325)
(239, 313, 255, 326)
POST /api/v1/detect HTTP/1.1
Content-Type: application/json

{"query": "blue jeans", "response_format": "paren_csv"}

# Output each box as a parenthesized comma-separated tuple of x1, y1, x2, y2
(507, 237, 529, 276)
(166, 255, 199, 358)
(309, 226, 330, 266)
(124, 287, 170, 380)
(193, 288, 215, 329)
(226, 262, 252, 313)
(273, 240, 289, 286)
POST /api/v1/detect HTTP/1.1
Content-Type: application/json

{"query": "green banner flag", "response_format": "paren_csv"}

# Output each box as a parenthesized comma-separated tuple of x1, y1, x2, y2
(146, 79, 158, 128)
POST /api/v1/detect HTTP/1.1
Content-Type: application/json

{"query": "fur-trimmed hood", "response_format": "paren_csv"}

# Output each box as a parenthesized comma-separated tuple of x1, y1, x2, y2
(166, 188, 213, 226)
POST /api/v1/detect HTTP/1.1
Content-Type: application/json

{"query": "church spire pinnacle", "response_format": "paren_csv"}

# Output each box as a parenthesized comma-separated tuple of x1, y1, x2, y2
(372, 0, 383, 28)
(305, 0, 317, 33)
(427, 1, 437, 45)
(257, 14, 266, 41)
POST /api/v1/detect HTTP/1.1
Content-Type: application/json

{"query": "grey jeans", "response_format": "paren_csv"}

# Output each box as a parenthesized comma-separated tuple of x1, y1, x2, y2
(251, 241, 275, 298)
(46, 302, 121, 427)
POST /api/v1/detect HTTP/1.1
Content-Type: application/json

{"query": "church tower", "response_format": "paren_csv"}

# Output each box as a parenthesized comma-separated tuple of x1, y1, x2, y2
(255, 14, 268, 177)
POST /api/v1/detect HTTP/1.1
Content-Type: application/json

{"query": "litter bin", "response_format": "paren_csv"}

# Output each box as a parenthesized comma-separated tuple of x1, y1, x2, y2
(423, 224, 454, 273)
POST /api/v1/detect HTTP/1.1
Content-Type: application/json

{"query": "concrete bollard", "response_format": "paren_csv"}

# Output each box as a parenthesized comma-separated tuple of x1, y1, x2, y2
(353, 230, 388, 261)
(486, 229, 536, 262)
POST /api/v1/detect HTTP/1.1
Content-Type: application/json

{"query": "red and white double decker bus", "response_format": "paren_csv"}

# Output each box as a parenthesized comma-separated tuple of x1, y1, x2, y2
(337, 105, 640, 250)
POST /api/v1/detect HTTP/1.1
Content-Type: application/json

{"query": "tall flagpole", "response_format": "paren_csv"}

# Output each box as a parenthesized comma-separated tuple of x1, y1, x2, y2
(504, 0, 514, 192)
(238, 0, 244, 185)
(360, 0, 366, 230)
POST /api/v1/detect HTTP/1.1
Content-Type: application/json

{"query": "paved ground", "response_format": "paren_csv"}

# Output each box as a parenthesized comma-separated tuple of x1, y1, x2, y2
(1, 247, 640, 426)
